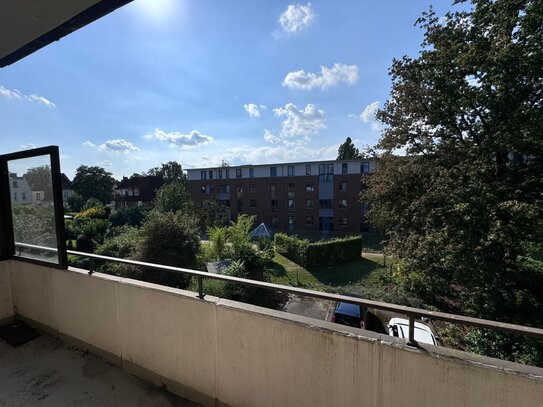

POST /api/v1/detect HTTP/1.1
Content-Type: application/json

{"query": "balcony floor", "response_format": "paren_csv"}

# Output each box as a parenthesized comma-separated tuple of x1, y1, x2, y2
(0, 329, 201, 407)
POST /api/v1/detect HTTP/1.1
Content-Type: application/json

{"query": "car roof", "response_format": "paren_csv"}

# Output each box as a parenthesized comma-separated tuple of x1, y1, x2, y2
(335, 302, 361, 317)
(388, 318, 437, 345)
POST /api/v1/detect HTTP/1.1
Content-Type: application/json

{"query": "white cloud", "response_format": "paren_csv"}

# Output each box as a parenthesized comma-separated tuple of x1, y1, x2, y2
(0, 85, 56, 107)
(83, 139, 139, 154)
(144, 128, 214, 149)
(19, 144, 36, 150)
(263, 130, 280, 143)
(273, 103, 325, 138)
(358, 101, 382, 131)
(278, 3, 315, 33)
(244, 103, 262, 118)
(283, 63, 359, 90)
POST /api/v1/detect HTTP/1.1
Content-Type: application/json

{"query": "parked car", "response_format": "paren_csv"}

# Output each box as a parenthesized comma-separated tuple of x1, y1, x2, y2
(388, 318, 438, 345)
(331, 302, 365, 329)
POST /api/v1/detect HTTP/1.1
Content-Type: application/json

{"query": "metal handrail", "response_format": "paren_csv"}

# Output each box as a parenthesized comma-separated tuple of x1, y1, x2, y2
(13, 241, 543, 344)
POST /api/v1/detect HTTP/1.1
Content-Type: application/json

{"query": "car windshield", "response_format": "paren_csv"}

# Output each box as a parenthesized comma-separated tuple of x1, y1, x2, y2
(335, 302, 360, 318)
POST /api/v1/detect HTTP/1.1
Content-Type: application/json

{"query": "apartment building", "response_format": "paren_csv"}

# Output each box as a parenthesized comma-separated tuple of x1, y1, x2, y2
(186, 159, 375, 233)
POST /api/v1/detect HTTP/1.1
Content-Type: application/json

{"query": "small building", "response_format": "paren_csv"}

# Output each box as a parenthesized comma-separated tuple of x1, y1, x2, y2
(115, 175, 165, 209)
(61, 173, 75, 205)
(8, 173, 32, 205)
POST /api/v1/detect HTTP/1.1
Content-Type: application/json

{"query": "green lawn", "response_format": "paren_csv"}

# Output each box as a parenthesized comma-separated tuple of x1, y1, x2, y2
(266, 253, 387, 291)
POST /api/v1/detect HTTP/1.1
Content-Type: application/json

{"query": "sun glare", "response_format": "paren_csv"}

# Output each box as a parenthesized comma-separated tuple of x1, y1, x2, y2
(131, 0, 180, 25)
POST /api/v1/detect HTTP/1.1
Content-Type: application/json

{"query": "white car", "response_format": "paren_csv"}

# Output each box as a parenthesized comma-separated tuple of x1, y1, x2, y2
(388, 318, 438, 346)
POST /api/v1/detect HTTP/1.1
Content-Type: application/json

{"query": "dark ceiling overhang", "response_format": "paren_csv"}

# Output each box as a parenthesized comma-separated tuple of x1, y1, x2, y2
(0, 0, 133, 68)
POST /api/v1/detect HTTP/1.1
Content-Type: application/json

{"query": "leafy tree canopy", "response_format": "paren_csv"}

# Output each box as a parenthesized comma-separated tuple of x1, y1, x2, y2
(147, 161, 186, 184)
(365, 0, 543, 325)
(72, 165, 115, 205)
(336, 137, 360, 160)
(153, 180, 193, 214)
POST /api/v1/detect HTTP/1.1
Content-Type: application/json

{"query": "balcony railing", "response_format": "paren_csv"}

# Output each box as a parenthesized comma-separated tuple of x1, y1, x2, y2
(13, 241, 543, 347)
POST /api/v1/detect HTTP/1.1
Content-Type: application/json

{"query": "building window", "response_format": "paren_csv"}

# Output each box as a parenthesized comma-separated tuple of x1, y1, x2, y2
(13, 192, 17, 201)
(250, 199, 257, 208)
(236, 186, 243, 197)
(306, 183, 314, 192)
(306, 165, 311, 175)
(342, 163, 348, 174)
(270, 166, 277, 177)
(319, 199, 332, 209)
(209, 170, 214, 180)
(128, 189, 133, 196)
(225, 169, 230, 179)
(219, 184, 230, 194)
(249, 183, 256, 193)
(134, 188, 140, 196)
(209, 185, 215, 194)
(249, 167, 254, 178)
(288, 199, 295, 212)
(339, 181, 348, 191)
(306, 199, 314, 209)
(361, 201, 370, 214)
(271, 215, 279, 229)
(236, 168, 242, 178)
(35, 192, 42, 201)
(201, 171, 207, 180)
(339, 199, 348, 208)
(270, 184, 276, 196)
(201, 185, 207, 193)
(271, 199, 278, 212)
(218, 169, 223, 179)
(339, 217, 348, 226)
(237, 199, 243, 212)
(288, 183, 295, 189)
(361, 162, 370, 173)
(287, 192, 295, 198)
(219, 199, 230, 207)
(287, 165, 294, 176)
(288, 215, 295, 230)
(22, 192, 26, 201)
(305, 216, 315, 225)
(319, 163, 334, 181)
(12, 180, 18, 188)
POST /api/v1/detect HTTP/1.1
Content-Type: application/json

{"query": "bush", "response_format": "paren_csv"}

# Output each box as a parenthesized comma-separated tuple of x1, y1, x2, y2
(109, 206, 147, 227)
(274, 233, 362, 269)
(75, 206, 107, 220)
(95, 226, 142, 278)
(136, 210, 200, 288)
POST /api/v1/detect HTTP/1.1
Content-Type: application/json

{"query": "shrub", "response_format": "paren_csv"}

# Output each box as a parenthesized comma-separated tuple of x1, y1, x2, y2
(109, 206, 147, 227)
(75, 206, 107, 220)
(274, 233, 362, 269)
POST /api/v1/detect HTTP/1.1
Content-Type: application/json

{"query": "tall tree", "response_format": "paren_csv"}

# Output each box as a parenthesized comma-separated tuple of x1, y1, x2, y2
(336, 137, 360, 160)
(147, 161, 185, 184)
(24, 165, 53, 201)
(153, 181, 193, 214)
(72, 166, 115, 205)
(365, 0, 543, 325)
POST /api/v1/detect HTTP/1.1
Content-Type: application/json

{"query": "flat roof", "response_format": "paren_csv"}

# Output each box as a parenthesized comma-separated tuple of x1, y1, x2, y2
(186, 157, 375, 172)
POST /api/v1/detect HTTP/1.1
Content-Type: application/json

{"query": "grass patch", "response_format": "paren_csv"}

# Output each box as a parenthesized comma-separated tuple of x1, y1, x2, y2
(266, 253, 386, 290)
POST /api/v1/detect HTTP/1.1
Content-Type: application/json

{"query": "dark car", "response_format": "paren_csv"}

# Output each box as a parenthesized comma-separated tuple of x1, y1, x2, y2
(331, 302, 365, 329)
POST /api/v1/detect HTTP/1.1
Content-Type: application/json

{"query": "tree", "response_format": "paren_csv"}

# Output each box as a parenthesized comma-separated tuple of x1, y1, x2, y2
(153, 181, 193, 214)
(72, 166, 115, 205)
(24, 165, 53, 201)
(365, 0, 543, 326)
(336, 137, 360, 160)
(147, 161, 185, 184)
(200, 198, 230, 229)
(136, 210, 200, 288)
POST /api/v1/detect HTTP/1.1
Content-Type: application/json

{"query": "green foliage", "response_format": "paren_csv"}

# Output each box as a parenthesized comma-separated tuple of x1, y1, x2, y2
(465, 329, 543, 367)
(228, 215, 255, 258)
(274, 233, 362, 269)
(153, 181, 193, 214)
(136, 210, 200, 288)
(199, 198, 230, 229)
(109, 206, 147, 227)
(336, 136, 360, 160)
(11, 203, 56, 247)
(95, 226, 143, 278)
(194, 260, 250, 301)
(147, 161, 186, 184)
(72, 165, 115, 204)
(207, 226, 228, 261)
(66, 194, 85, 212)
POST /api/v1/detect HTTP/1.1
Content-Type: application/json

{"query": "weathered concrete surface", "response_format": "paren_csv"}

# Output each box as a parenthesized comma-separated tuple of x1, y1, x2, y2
(0, 261, 13, 322)
(0, 332, 200, 406)
(2, 259, 543, 407)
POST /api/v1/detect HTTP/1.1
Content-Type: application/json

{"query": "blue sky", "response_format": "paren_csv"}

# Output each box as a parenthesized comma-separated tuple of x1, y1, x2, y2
(0, 0, 458, 179)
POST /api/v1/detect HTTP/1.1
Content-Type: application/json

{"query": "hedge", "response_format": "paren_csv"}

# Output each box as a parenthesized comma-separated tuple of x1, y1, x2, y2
(274, 233, 362, 269)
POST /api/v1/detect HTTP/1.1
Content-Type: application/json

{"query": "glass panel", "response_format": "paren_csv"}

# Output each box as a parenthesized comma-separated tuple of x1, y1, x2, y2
(8, 155, 59, 263)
